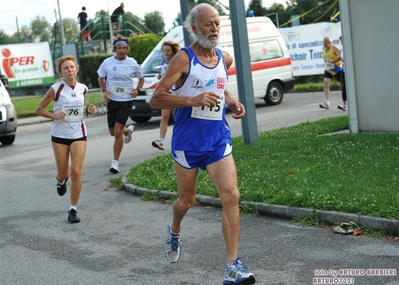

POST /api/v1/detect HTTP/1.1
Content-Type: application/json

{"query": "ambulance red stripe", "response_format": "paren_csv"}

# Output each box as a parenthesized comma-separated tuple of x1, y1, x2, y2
(227, 58, 292, 76)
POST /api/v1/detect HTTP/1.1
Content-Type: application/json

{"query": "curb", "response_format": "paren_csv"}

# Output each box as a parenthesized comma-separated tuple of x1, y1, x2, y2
(122, 174, 399, 236)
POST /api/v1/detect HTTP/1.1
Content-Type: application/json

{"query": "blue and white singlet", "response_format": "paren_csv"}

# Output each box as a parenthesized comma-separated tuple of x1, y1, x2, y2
(171, 47, 231, 151)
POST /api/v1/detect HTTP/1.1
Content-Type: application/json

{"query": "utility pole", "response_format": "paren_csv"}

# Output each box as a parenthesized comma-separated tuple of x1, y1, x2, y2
(229, 0, 259, 144)
(15, 17, 21, 43)
(57, 0, 66, 45)
(180, 0, 195, 47)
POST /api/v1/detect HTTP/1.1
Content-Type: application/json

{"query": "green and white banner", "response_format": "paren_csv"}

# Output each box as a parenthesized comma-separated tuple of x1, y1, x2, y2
(279, 22, 342, 76)
(0, 42, 55, 88)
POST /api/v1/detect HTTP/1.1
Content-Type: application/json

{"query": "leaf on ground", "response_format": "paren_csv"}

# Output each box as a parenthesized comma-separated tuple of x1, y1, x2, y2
(324, 225, 334, 231)
(352, 229, 364, 236)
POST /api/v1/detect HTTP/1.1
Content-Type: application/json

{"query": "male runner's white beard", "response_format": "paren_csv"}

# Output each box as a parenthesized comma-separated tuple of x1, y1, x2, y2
(196, 31, 219, 49)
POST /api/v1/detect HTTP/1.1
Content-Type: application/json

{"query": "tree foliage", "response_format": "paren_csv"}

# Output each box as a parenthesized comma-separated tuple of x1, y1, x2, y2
(173, 12, 183, 29)
(0, 31, 12, 45)
(30, 16, 52, 42)
(63, 18, 80, 43)
(278, 0, 340, 26)
(196, 0, 228, 15)
(18, 26, 34, 43)
(247, 0, 267, 17)
(0, 31, 19, 45)
(144, 11, 166, 36)
(90, 10, 109, 40)
(123, 12, 146, 34)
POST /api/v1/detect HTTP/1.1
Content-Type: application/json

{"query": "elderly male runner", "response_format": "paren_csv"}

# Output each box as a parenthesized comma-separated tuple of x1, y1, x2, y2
(150, 3, 256, 285)
(98, 36, 144, 173)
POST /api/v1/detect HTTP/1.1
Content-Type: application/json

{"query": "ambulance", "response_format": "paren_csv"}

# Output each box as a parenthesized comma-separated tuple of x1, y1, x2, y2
(131, 16, 295, 123)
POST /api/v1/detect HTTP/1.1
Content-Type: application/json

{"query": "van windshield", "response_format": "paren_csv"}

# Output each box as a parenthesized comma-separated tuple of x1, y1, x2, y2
(140, 50, 163, 74)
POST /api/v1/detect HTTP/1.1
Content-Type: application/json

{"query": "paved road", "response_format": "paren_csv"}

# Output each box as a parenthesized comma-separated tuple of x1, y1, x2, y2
(2, 91, 398, 285)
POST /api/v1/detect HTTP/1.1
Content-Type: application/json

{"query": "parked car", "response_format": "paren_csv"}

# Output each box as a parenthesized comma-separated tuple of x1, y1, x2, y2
(0, 76, 17, 145)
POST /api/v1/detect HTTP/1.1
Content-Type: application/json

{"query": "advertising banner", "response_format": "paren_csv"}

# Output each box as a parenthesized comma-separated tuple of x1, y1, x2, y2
(279, 22, 342, 76)
(0, 42, 55, 88)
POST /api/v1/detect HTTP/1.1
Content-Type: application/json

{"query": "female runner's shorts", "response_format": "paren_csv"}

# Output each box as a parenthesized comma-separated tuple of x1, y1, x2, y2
(52, 136, 87, 146)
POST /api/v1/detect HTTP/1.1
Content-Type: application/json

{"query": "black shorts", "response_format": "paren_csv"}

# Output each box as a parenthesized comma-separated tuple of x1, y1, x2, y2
(107, 100, 133, 128)
(52, 136, 87, 146)
(111, 16, 118, 23)
(324, 70, 342, 82)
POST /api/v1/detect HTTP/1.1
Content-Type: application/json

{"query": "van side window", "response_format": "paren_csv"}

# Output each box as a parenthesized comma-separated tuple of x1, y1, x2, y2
(249, 40, 283, 62)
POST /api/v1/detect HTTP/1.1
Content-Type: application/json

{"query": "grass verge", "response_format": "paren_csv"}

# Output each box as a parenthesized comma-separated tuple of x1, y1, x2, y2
(125, 116, 399, 220)
(11, 93, 102, 118)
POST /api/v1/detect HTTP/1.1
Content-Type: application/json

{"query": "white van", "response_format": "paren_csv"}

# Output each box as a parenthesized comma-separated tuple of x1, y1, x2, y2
(0, 76, 17, 145)
(131, 16, 295, 123)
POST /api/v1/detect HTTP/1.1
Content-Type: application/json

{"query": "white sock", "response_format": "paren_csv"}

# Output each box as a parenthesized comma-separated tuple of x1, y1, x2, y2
(325, 100, 330, 105)
(159, 138, 165, 143)
(69, 205, 77, 211)
(168, 225, 179, 236)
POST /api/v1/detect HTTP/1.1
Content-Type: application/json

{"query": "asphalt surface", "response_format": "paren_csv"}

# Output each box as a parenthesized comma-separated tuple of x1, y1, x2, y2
(7, 93, 399, 285)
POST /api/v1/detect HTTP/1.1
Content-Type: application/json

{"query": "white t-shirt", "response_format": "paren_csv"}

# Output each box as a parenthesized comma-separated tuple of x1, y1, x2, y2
(97, 56, 143, 102)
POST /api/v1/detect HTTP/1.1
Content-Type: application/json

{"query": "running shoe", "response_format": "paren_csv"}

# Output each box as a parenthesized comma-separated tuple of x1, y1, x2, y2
(338, 104, 347, 111)
(109, 160, 120, 173)
(57, 177, 68, 196)
(124, 125, 135, 144)
(152, 139, 164, 150)
(68, 209, 81, 223)
(319, 102, 330, 109)
(165, 224, 182, 263)
(223, 257, 256, 285)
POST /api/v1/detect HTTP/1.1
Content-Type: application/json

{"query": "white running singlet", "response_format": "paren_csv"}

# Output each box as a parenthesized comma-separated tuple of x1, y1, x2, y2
(51, 80, 88, 139)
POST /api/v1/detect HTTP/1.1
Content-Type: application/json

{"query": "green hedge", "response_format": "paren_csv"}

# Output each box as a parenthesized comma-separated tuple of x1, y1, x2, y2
(79, 54, 110, 88)
(79, 33, 162, 88)
(128, 33, 163, 64)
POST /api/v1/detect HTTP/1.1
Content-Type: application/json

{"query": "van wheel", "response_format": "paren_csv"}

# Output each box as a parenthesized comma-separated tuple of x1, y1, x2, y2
(129, 116, 152, 123)
(265, 82, 283, 105)
(0, 135, 15, 145)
